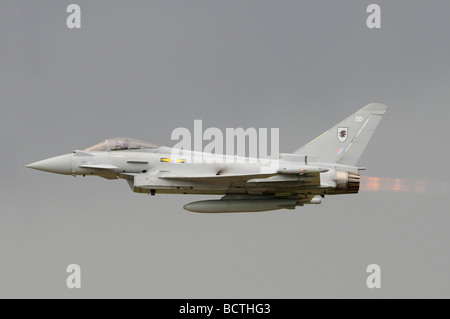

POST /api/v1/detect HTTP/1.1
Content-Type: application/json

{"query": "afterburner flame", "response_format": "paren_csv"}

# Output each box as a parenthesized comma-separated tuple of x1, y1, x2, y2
(361, 177, 448, 194)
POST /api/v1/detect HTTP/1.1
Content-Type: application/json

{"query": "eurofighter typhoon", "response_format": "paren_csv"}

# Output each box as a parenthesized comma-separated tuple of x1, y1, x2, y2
(26, 103, 387, 213)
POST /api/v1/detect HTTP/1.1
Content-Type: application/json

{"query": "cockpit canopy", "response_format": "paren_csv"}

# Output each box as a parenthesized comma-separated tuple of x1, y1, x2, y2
(84, 138, 160, 152)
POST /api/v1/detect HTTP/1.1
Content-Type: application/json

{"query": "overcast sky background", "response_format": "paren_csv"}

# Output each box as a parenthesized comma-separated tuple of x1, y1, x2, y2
(1, 0, 449, 298)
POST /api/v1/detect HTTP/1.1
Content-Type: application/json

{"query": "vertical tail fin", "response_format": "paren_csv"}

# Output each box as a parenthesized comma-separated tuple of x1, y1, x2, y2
(293, 103, 387, 165)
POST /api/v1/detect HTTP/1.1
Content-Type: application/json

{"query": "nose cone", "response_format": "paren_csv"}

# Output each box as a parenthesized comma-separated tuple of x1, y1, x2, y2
(26, 153, 73, 175)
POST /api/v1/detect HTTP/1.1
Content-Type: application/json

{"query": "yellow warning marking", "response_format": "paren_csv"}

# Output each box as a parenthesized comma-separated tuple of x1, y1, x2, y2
(160, 158, 186, 163)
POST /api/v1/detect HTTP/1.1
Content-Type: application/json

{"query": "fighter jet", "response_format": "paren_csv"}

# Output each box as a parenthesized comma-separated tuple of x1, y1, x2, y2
(26, 103, 387, 213)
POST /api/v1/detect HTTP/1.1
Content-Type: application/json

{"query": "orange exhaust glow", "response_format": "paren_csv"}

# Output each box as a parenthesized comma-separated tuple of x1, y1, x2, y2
(360, 176, 448, 195)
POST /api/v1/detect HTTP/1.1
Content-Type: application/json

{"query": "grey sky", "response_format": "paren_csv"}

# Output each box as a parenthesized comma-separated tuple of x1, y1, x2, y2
(1, 0, 449, 298)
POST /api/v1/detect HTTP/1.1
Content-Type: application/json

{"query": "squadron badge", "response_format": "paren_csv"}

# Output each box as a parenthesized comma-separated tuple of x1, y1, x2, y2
(337, 127, 348, 143)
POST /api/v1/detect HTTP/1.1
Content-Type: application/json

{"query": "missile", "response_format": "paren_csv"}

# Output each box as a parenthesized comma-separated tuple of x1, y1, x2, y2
(303, 196, 322, 204)
(183, 198, 297, 213)
(277, 167, 329, 174)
